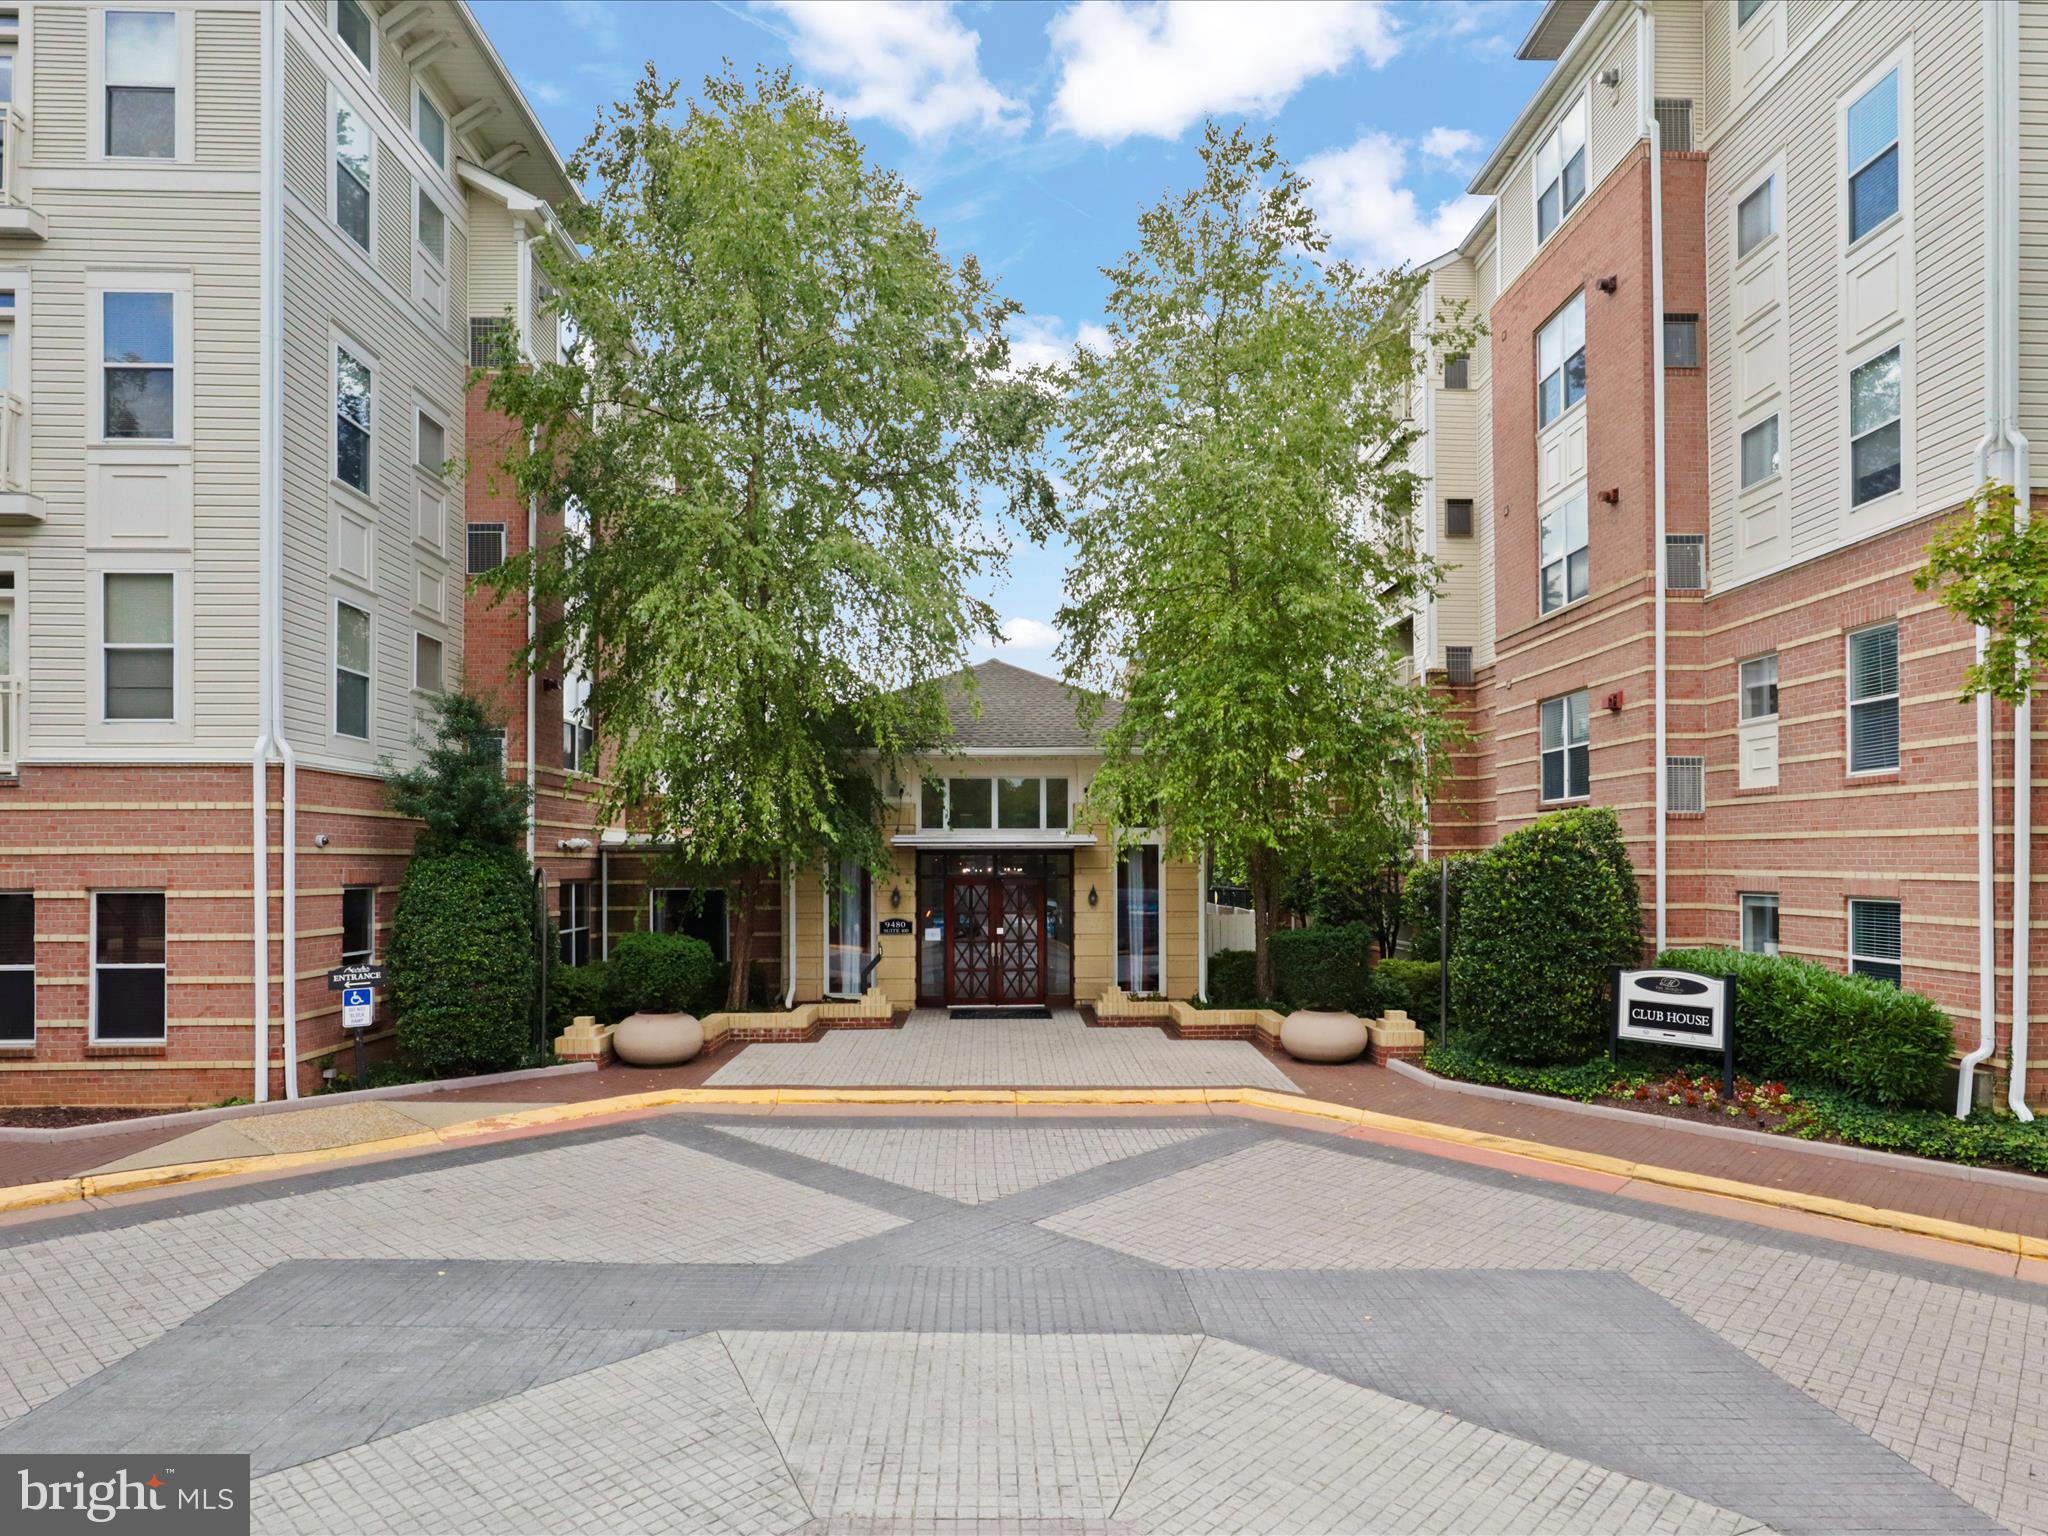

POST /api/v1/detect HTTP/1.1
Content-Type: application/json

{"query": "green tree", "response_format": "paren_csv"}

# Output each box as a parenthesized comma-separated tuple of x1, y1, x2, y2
(482, 68, 1055, 1008)
(1914, 479, 2048, 706)
(1056, 124, 1470, 999)
(382, 691, 531, 855)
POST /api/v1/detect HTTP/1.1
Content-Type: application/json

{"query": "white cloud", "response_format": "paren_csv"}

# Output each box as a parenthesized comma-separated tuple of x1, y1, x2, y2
(996, 616, 1062, 652)
(1301, 132, 1490, 270)
(526, 79, 566, 107)
(1006, 314, 1114, 374)
(1047, 1, 1400, 144)
(1420, 125, 1482, 172)
(759, 1, 1026, 141)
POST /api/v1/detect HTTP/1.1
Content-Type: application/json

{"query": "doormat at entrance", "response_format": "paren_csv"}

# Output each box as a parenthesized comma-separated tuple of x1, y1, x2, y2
(949, 1007, 1054, 1020)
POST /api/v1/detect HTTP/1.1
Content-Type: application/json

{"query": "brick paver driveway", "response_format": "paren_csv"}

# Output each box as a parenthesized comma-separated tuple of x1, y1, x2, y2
(1, 1113, 2040, 1534)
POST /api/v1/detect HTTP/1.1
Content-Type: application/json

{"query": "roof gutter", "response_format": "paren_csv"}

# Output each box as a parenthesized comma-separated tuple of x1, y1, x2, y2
(1469, 0, 1618, 195)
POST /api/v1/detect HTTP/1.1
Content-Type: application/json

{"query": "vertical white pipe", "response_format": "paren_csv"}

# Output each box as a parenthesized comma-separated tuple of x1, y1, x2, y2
(250, 0, 282, 1102)
(279, 737, 299, 1097)
(1639, 6, 1670, 954)
(1197, 845, 1209, 1002)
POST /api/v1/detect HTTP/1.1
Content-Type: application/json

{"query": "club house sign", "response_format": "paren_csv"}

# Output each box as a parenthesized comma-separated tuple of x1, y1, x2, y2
(1608, 966, 1737, 1093)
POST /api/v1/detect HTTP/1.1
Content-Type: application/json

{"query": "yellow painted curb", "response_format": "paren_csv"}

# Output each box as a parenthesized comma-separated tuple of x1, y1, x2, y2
(0, 1084, 2037, 1268)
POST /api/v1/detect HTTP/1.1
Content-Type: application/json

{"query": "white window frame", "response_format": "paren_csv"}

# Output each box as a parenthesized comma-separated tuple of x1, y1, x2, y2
(1536, 291, 1585, 429)
(1736, 0, 1770, 29)
(918, 775, 1071, 833)
(1846, 621, 1900, 776)
(413, 78, 449, 170)
(1847, 898, 1902, 985)
(332, 334, 375, 502)
(1538, 691, 1590, 803)
(1533, 91, 1588, 246)
(1846, 344, 1902, 510)
(88, 273, 190, 448)
(823, 855, 872, 999)
(412, 629, 444, 694)
(340, 884, 376, 966)
(90, 6, 192, 165)
(97, 567, 177, 725)
(1843, 64, 1903, 250)
(1735, 174, 1777, 261)
(414, 401, 447, 476)
(328, 0, 376, 86)
(1739, 412, 1781, 490)
(1739, 892, 1779, 956)
(0, 891, 33, 1045)
(328, 81, 375, 258)
(1538, 490, 1588, 615)
(1739, 653, 1779, 722)
(333, 596, 372, 743)
(90, 889, 166, 1044)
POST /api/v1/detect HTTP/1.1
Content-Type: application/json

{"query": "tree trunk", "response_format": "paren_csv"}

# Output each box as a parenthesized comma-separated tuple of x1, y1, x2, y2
(1250, 846, 1277, 1002)
(726, 867, 765, 1012)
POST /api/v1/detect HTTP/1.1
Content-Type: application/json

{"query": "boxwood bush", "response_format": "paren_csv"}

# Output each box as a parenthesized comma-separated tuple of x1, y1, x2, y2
(1371, 958, 1443, 1027)
(1450, 806, 1643, 1064)
(391, 847, 537, 1076)
(1657, 946, 1951, 1108)
(1401, 855, 1479, 962)
(606, 931, 718, 1018)
(1271, 923, 1378, 1013)
(547, 962, 614, 1037)
(1205, 948, 1260, 1009)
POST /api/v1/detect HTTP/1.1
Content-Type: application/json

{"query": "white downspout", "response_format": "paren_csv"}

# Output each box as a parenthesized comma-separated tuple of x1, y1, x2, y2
(525, 490, 537, 864)
(249, 0, 282, 1102)
(782, 860, 797, 1010)
(1419, 274, 1438, 871)
(1961, 0, 2006, 1116)
(1639, 5, 1670, 954)
(1197, 845, 1209, 1002)
(267, 2, 298, 1100)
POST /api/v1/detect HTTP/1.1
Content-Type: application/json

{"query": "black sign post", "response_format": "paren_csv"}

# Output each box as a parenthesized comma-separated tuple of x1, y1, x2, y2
(1609, 966, 1737, 1097)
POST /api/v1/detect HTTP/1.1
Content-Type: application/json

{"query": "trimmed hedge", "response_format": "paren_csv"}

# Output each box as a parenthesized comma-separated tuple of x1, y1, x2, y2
(1372, 958, 1443, 1028)
(1205, 949, 1261, 1009)
(1401, 855, 1479, 962)
(1202, 926, 1378, 1013)
(1656, 946, 1951, 1108)
(606, 931, 719, 1019)
(1450, 807, 1643, 1065)
(1787, 1086, 2048, 1173)
(547, 962, 613, 1037)
(391, 847, 536, 1076)
(1425, 1039, 1654, 1102)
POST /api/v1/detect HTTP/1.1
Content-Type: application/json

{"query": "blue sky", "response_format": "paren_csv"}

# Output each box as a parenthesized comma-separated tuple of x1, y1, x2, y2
(471, 0, 1554, 664)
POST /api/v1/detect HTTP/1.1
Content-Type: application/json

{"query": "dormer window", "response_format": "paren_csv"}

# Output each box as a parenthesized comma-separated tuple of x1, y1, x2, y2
(1534, 93, 1588, 243)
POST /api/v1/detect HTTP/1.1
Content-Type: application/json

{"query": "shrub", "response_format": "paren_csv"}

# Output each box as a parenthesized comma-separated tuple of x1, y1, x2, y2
(392, 847, 537, 1077)
(382, 692, 531, 857)
(1271, 923, 1378, 1013)
(607, 930, 718, 1018)
(1206, 949, 1260, 1009)
(1401, 854, 1479, 960)
(1450, 806, 1643, 1064)
(1656, 946, 1951, 1108)
(1425, 1040, 1652, 1102)
(1787, 1087, 2048, 1173)
(547, 962, 614, 1037)
(1372, 958, 1443, 1027)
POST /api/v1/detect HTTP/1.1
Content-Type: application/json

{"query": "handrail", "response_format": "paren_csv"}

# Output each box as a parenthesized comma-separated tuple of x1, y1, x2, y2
(860, 949, 883, 989)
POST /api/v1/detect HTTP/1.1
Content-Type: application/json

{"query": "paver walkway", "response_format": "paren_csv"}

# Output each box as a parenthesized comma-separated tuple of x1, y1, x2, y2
(0, 1114, 2036, 1533)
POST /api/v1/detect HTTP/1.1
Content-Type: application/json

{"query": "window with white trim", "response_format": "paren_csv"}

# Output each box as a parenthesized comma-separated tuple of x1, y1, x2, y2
(1534, 93, 1588, 243)
(413, 632, 443, 694)
(1739, 654, 1779, 721)
(1848, 899, 1901, 985)
(93, 891, 165, 1042)
(1846, 68, 1900, 244)
(1538, 491, 1588, 614)
(415, 406, 445, 475)
(1737, 0, 1768, 28)
(416, 187, 445, 267)
(334, 344, 372, 495)
(1847, 622, 1899, 773)
(1539, 691, 1589, 802)
(415, 84, 446, 167)
(1740, 892, 1778, 955)
(103, 572, 174, 721)
(104, 10, 176, 159)
(920, 776, 1071, 832)
(1736, 175, 1775, 258)
(1740, 414, 1780, 489)
(333, 95, 372, 252)
(0, 891, 31, 1043)
(341, 885, 374, 966)
(333, 0, 373, 75)
(102, 290, 174, 440)
(826, 857, 871, 997)
(1537, 292, 1585, 427)
(335, 600, 370, 739)
(1848, 346, 1900, 505)
(559, 881, 591, 967)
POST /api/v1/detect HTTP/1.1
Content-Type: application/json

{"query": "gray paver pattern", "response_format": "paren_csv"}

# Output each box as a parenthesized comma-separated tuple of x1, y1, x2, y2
(704, 1009, 1301, 1090)
(0, 1115, 2040, 1534)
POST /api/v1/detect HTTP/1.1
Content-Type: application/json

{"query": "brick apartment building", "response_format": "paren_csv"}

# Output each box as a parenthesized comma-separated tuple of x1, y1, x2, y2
(1410, 0, 2047, 1108)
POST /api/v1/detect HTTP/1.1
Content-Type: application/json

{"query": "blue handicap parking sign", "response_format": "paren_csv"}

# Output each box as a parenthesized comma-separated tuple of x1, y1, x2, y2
(343, 988, 371, 1009)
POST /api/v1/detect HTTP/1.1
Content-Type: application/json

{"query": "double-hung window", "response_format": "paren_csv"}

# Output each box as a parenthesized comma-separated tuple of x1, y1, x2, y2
(1847, 69, 1900, 243)
(1534, 94, 1588, 243)
(1847, 622, 1899, 773)
(1740, 415, 1780, 489)
(1539, 491, 1588, 614)
(1539, 691, 1590, 802)
(1740, 893, 1779, 956)
(104, 10, 176, 159)
(93, 891, 165, 1042)
(1537, 292, 1585, 427)
(1848, 899, 1902, 985)
(559, 882, 591, 967)
(0, 891, 30, 1042)
(416, 189, 446, 269)
(413, 632, 443, 694)
(334, 345, 372, 495)
(103, 573, 174, 721)
(415, 86, 446, 168)
(1737, 176, 1776, 258)
(103, 291, 174, 440)
(335, 600, 370, 739)
(340, 886, 374, 967)
(1849, 347, 1901, 505)
(334, 0, 373, 74)
(333, 96, 372, 252)
(1740, 654, 1779, 722)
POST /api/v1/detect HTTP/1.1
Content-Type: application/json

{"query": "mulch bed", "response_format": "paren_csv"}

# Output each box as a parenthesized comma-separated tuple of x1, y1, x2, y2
(0, 1106, 174, 1130)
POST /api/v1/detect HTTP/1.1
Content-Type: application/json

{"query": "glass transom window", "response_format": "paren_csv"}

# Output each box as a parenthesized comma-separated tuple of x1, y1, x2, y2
(922, 776, 1072, 833)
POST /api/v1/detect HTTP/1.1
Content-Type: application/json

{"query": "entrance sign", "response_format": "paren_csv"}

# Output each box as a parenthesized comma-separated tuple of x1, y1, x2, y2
(340, 987, 373, 1032)
(1609, 967, 1736, 1094)
(879, 917, 913, 937)
(327, 962, 387, 991)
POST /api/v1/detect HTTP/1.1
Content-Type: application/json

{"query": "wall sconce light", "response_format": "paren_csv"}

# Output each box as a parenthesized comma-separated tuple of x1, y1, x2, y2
(1597, 487, 1620, 505)
(1087, 885, 1099, 907)
(1596, 274, 1619, 294)
(890, 885, 902, 910)
(1598, 66, 1622, 89)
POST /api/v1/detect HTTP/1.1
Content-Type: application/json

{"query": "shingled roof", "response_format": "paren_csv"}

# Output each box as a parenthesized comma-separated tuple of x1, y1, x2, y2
(937, 659, 1119, 751)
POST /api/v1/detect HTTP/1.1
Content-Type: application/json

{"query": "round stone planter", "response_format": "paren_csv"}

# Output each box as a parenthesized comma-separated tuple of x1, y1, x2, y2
(1279, 1008, 1368, 1064)
(612, 1012, 704, 1067)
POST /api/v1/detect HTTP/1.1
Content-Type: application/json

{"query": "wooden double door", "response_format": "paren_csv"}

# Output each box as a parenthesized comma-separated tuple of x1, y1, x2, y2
(946, 871, 1046, 1006)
